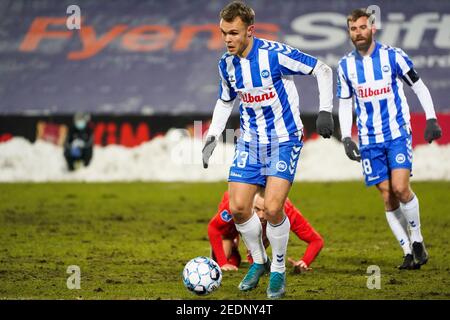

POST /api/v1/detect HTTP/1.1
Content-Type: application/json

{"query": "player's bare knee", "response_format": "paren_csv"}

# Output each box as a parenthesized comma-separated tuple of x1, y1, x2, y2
(229, 203, 250, 223)
(392, 183, 411, 203)
(264, 204, 283, 223)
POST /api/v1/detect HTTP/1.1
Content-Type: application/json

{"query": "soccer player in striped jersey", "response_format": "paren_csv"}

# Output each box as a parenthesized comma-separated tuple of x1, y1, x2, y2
(337, 9, 442, 270)
(202, 1, 334, 298)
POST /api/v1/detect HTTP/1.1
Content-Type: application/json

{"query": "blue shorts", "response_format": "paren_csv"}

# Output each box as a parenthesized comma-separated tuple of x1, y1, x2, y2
(228, 137, 303, 187)
(359, 134, 413, 186)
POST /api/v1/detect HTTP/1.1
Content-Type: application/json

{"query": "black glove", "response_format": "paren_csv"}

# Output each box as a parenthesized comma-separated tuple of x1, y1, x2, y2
(424, 118, 442, 143)
(342, 137, 361, 162)
(202, 135, 217, 169)
(316, 111, 334, 138)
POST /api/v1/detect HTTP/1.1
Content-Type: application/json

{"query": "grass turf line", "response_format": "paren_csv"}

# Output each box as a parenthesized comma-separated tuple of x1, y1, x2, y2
(0, 182, 449, 299)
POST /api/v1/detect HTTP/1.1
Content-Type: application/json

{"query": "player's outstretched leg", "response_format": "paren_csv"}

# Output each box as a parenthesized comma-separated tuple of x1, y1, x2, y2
(235, 214, 270, 291)
(230, 183, 269, 291)
(266, 216, 290, 298)
(391, 169, 429, 268)
(400, 195, 429, 266)
(384, 207, 419, 270)
(264, 177, 292, 299)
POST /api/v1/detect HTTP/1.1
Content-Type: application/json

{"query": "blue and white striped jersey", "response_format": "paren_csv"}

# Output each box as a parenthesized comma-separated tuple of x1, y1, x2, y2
(218, 37, 317, 144)
(337, 41, 415, 146)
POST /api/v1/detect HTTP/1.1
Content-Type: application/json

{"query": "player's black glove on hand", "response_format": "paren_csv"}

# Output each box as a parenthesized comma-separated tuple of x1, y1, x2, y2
(316, 111, 334, 138)
(424, 118, 442, 143)
(342, 137, 361, 162)
(202, 135, 217, 169)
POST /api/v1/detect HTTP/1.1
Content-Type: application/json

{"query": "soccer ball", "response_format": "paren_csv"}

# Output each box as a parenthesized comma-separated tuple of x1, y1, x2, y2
(182, 256, 222, 295)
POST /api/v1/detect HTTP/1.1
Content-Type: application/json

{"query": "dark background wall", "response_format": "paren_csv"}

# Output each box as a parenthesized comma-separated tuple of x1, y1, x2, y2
(1, 0, 449, 115)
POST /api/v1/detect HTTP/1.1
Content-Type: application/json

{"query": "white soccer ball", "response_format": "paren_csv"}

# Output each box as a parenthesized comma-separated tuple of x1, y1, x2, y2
(182, 256, 222, 295)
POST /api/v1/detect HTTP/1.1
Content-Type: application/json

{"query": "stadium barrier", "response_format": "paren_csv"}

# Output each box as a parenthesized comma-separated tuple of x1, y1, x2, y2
(0, 113, 448, 148)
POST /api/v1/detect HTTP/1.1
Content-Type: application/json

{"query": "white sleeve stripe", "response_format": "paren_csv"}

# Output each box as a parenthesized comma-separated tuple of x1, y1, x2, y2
(395, 52, 411, 76)
(218, 67, 230, 101)
(337, 64, 351, 98)
(278, 53, 314, 75)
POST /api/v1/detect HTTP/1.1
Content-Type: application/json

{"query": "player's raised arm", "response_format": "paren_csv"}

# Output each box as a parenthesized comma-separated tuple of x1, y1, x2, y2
(208, 225, 238, 271)
(395, 49, 442, 143)
(292, 231, 323, 273)
(284, 200, 324, 273)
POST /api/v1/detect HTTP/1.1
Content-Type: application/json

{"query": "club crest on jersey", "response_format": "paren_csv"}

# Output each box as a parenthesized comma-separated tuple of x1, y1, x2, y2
(382, 65, 390, 72)
(357, 85, 391, 98)
(220, 210, 232, 222)
(261, 70, 270, 78)
(396, 153, 406, 164)
(276, 161, 287, 172)
(240, 90, 276, 104)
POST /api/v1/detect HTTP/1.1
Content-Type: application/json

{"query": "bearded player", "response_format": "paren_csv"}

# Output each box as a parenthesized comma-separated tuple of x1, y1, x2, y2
(202, 1, 334, 298)
(337, 9, 442, 269)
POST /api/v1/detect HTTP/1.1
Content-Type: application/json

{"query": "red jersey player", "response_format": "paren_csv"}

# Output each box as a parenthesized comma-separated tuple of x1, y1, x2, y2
(208, 191, 324, 272)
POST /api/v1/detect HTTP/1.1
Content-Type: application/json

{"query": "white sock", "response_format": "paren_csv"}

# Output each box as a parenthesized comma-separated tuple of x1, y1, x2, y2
(266, 215, 290, 273)
(400, 195, 424, 243)
(235, 212, 267, 264)
(385, 207, 411, 255)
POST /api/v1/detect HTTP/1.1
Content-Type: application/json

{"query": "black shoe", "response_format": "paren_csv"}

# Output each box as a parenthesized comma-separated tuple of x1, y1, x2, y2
(412, 242, 429, 266)
(398, 254, 420, 270)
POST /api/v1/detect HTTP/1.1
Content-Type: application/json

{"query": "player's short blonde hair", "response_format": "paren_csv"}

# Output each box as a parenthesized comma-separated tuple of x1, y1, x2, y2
(220, 1, 255, 26)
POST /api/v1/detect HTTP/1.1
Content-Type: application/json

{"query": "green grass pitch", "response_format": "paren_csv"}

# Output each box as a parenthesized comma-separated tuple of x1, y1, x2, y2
(0, 181, 449, 300)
